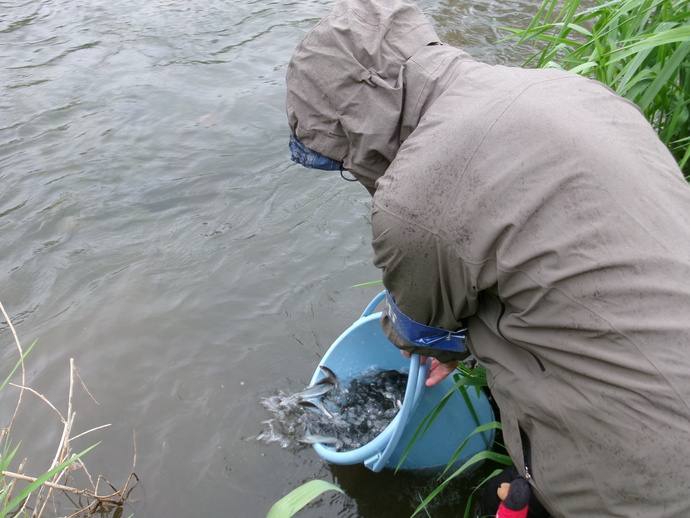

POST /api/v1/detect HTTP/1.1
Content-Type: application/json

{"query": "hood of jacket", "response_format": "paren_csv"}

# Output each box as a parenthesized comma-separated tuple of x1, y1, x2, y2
(286, 0, 445, 193)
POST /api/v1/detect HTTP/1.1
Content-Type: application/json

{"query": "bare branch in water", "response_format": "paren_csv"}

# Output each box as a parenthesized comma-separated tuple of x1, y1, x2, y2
(8, 383, 66, 422)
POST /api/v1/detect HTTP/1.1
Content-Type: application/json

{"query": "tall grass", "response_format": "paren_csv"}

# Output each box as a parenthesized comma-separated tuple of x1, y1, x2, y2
(502, 0, 690, 174)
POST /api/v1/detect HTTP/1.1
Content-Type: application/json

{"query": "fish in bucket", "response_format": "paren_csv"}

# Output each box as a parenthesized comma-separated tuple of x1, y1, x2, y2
(302, 291, 495, 472)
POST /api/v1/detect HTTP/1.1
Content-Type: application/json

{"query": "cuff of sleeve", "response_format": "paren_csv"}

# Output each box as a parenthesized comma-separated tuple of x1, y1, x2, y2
(380, 313, 469, 364)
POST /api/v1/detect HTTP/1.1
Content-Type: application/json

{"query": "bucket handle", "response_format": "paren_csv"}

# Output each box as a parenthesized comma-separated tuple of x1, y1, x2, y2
(364, 353, 429, 472)
(360, 291, 386, 319)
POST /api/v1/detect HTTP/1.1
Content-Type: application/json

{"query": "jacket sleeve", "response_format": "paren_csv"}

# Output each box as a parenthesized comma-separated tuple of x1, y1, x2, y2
(371, 202, 477, 363)
(379, 313, 469, 363)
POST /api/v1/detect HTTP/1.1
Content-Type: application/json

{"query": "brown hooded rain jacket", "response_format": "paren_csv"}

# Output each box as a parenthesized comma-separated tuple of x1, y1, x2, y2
(286, 1, 690, 516)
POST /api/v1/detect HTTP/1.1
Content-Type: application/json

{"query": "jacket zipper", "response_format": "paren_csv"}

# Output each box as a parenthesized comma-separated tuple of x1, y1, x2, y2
(519, 426, 533, 481)
(497, 302, 546, 372)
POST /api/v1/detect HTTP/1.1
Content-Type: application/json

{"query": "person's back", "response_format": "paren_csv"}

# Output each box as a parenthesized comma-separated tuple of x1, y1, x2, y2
(372, 48, 690, 517)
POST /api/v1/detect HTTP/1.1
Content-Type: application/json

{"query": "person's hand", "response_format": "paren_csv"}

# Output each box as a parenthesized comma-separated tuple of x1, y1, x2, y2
(426, 358, 458, 386)
(401, 351, 459, 387)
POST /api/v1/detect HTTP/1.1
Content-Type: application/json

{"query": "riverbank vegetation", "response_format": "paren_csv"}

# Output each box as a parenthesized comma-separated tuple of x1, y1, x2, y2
(0, 302, 137, 517)
(503, 0, 690, 175)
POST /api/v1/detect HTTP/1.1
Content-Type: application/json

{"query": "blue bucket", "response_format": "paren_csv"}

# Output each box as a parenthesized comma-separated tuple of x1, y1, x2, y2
(309, 292, 495, 472)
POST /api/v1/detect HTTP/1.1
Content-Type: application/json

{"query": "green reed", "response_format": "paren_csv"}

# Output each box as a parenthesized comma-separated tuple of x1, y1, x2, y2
(502, 0, 690, 175)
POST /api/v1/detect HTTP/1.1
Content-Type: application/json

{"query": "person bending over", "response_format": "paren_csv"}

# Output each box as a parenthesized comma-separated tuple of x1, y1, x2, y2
(285, 1, 690, 516)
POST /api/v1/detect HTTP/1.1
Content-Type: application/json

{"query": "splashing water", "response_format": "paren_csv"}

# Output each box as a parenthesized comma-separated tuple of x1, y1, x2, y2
(258, 368, 408, 452)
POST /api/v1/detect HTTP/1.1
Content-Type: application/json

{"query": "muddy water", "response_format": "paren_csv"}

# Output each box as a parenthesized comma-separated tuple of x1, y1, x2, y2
(0, 0, 538, 516)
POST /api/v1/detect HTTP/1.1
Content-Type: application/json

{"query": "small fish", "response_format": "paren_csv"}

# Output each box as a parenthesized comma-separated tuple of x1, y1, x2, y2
(294, 380, 335, 400)
(298, 399, 333, 418)
(318, 365, 339, 390)
(298, 433, 343, 449)
(293, 364, 339, 401)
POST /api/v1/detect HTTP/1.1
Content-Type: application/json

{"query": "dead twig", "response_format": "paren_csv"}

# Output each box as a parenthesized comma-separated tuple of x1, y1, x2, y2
(8, 383, 65, 422)
(2, 471, 90, 496)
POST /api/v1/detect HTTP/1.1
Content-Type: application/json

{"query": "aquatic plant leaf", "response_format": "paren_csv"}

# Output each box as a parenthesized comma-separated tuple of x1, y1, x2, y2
(678, 139, 690, 172)
(619, 26, 690, 57)
(0, 340, 37, 393)
(458, 386, 481, 431)
(439, 421, 504, 478)
(615, 47, 654, 95)
(0, 442, 21, 504)
(350, 280, 383, 288)
(266, 480, 343, 518)
(0, 441, 19, 469)
(638, 41, 690, 109)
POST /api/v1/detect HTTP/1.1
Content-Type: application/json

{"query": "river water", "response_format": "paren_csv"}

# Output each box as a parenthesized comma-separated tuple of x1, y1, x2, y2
(0, 1, 539, 516)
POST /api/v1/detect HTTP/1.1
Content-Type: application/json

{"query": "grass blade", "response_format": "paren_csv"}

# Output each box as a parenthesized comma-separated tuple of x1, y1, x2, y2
(638, 41, 690, 109)
(439, 421, 504, 477)
(350, 280, 383, 288)
(0, 340, 37, 393)
(267, 480, 343, 518)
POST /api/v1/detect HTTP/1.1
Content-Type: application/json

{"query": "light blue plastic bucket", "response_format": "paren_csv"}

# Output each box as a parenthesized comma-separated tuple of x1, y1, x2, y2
(309, 292, 495, 472)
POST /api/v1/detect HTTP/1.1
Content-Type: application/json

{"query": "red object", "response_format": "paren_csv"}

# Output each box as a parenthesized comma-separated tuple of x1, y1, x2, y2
(496, 502, 529, 518)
